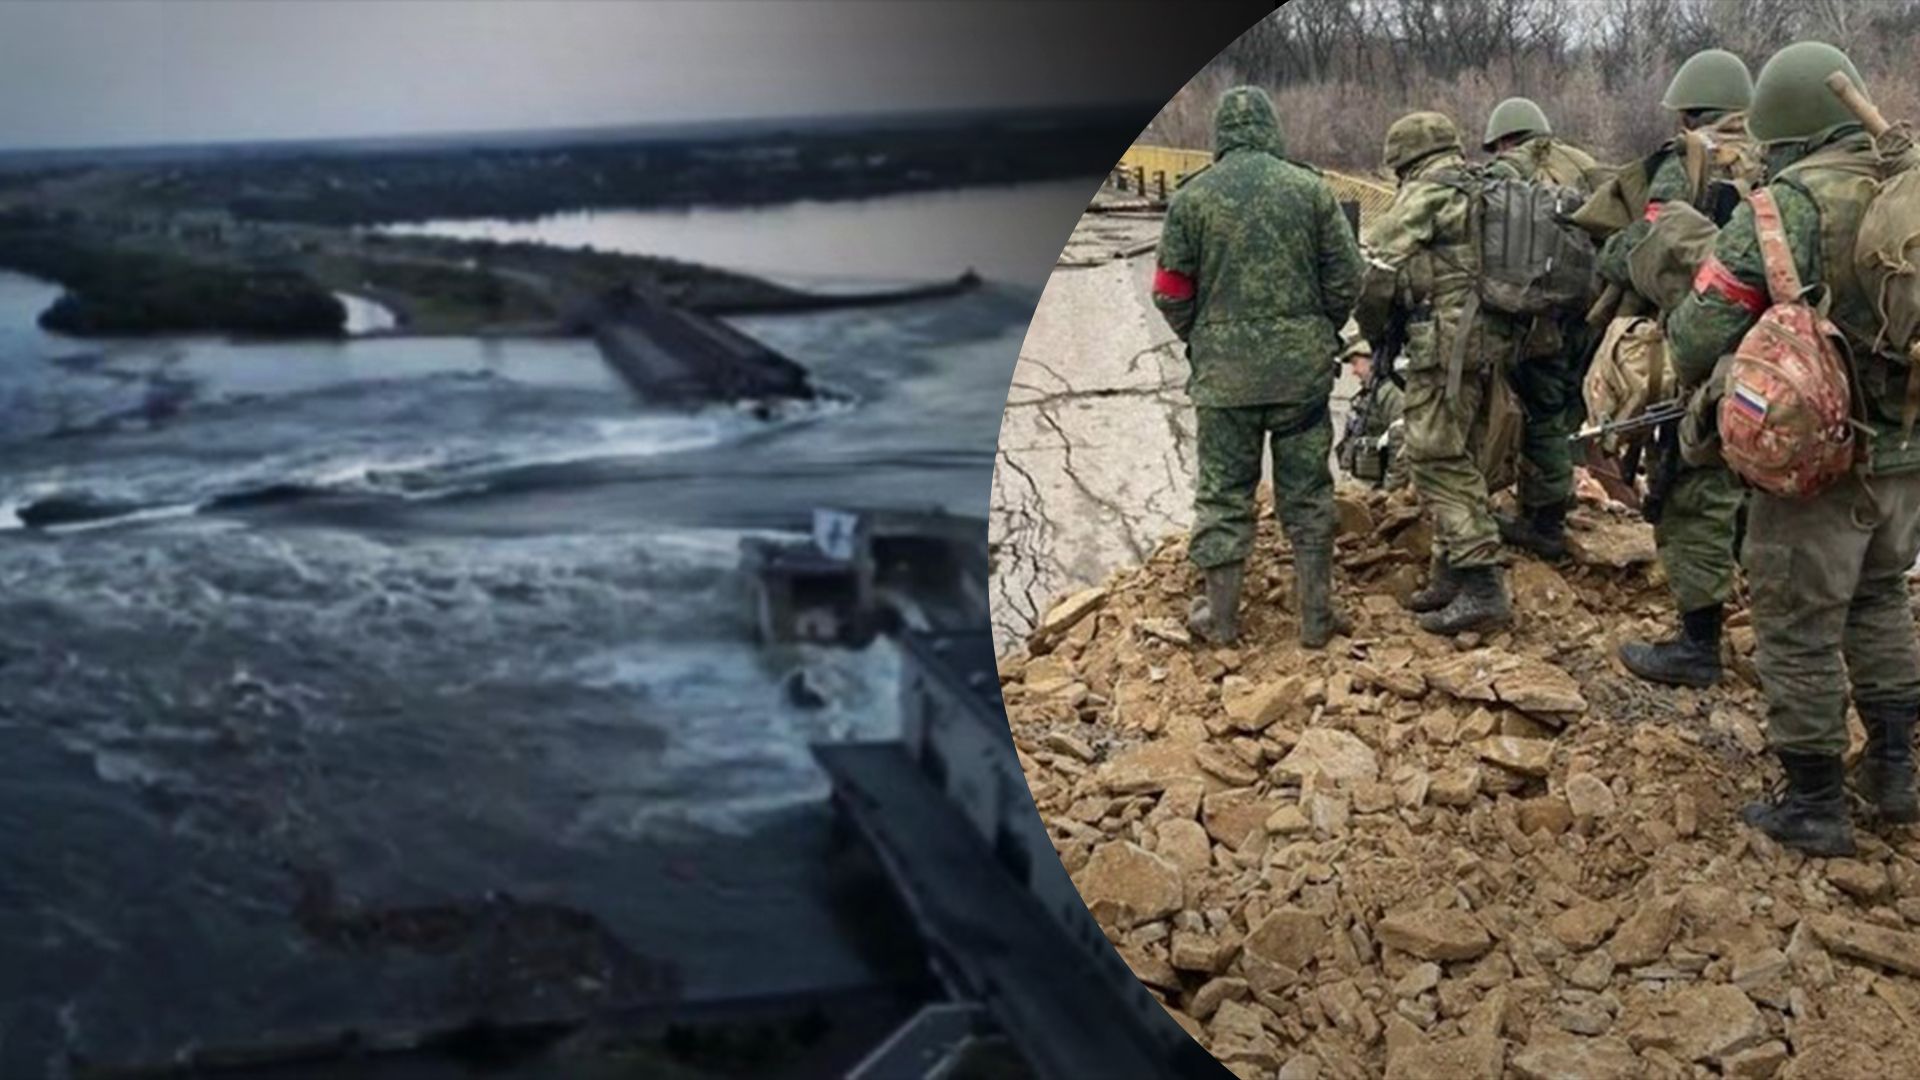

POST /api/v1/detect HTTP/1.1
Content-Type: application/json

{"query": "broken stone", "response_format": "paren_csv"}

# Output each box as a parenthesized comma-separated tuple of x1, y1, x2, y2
(1044, 731, 1096, 762)
(1273, 727, 1380, 786)
(1395, 961, 1442, 998)
(1265, 803, 1310, 836)
(1568, 948, 1615, 991)
(1072, 842, 1183, 926)
(1376, 908, 1495, 962)
(1721, 1040, 1789, 1080)
(1222, 675, 1299, 732)
(1510, 1030, 1642, 1080)
(1430, 766, 1482, 807)
(1194, 743, 1260, 786)
(1551, 903, 1619, 952)
(1623, 983, 1767, 1063)
(1201, 789, 1280, 852)
(1826, 858, 1892, 903)
(1608, 893, 1682, 967)
(1555, 999, 1615, 1036)
(1730, 946, 1789, 991)
(1033, 586, 1107, 649)
(1190, 975, 1249, 1020)
(1244, 906, 1327, 971)
(1171, 931, 1238, 975)
(1566, 519, 1657, 568)
(1154, 818, 1213, 875)
(1385, 1029, 1503, 1080)
(1477, 736, 1555, 778)
(1564, 773, 1617, 819)
(1807, 913, 1920, 977)
(1305, 791, 1351, 837)
(1426, 649, 1587, 715)
(1517, 795, 1574, 836)
(1117, 941, 1179, 990)
(1135, 617, 1192, 647)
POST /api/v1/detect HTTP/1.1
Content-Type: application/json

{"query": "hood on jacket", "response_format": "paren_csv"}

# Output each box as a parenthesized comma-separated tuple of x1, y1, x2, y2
(1214, 86, 1287, 160)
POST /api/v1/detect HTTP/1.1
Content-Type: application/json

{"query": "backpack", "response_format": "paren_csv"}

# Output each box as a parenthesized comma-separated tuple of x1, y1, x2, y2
(1717, 187, 1857, 498)
(1584, 316, 1676, 454)
(1476, 175, 1600, 319)
(1435, 168, 1599, 321)
(1853, 129, 1920, 441)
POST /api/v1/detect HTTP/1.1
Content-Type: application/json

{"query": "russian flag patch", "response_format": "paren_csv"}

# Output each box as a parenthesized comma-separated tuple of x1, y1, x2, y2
(1731, 382, 1770, 421)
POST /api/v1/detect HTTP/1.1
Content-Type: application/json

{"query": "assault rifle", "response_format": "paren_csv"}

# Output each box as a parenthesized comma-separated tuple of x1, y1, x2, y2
(1568, 397, 1686, 447)
(1569, 397, 1687, 520)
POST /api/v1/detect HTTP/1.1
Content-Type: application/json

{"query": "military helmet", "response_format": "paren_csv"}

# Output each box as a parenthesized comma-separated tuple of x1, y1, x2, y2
(1661, 49, 1754, 112)
(1748, 41, 1868, 143)
(1482, 97, 1551, 150)
(1384, 111, 1462, 174)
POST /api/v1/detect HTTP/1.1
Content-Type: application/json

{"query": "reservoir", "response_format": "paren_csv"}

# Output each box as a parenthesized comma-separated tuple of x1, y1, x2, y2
(376, 177, 1097, 288)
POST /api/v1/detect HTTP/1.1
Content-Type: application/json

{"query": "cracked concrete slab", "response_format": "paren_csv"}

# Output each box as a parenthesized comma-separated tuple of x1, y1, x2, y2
(990, 207, 1359, 652)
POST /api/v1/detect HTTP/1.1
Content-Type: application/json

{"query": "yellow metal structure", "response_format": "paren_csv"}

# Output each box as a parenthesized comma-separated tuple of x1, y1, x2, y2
(1114, 143, 1397, 229)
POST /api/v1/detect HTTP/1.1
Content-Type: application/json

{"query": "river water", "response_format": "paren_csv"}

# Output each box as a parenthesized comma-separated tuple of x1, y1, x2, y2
(376, 179, 1094, 289)
(0, 180, 1087, 1072)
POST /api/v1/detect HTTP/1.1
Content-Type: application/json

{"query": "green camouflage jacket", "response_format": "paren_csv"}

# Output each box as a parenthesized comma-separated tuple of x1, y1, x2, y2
(1355, 151, 1520, 379)
(1667, 127, 1920, 473)
(1152, 87, 1363, 407)
(1598, 149, 1693, 289)
(1598, 112, 1753, 292)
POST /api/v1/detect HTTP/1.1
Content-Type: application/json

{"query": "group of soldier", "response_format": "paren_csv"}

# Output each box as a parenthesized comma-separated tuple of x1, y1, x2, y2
(1150, 41, 1920, 856)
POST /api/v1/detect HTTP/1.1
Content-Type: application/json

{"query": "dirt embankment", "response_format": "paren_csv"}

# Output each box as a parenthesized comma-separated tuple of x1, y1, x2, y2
(1001, 483, 1920, 1080)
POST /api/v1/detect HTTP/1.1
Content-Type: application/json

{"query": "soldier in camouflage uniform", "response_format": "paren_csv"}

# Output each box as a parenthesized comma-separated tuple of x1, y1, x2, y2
(1356, 112, 1521, 635)
(1152, 86, 1364, 649)
(1667, 42, 1920, 856)
(1481, 98, 1603, 561)
(1607, 49, 1757, 690)
(1341, 334, 1409, 491)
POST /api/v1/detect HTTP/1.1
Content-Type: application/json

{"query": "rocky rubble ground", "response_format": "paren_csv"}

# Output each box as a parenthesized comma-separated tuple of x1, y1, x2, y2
(1001, 484, 1920, 1080)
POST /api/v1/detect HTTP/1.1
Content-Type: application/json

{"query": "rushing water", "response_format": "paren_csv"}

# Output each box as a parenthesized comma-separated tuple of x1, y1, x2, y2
(0, 181, 1062, 1072)
(376, 178, 1096, 288)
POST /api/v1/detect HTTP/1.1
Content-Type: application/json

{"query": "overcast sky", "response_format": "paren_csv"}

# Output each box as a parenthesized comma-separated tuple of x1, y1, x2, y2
(0, 0, 1205, 151)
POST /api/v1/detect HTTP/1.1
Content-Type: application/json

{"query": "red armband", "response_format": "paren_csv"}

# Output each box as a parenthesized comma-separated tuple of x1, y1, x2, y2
(1643, 200, 1666, 223)
(1691, 255, 1768, 315)
(1153, 266, 1196, 301)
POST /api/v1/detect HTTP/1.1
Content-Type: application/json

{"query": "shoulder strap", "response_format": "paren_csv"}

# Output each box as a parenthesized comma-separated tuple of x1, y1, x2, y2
(1749, 188, 1803, 305)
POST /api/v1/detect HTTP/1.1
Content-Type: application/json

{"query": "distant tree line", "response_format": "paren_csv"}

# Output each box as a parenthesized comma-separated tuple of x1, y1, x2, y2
(1143, 0, 1920, 171)
(0, 213, 344, 337)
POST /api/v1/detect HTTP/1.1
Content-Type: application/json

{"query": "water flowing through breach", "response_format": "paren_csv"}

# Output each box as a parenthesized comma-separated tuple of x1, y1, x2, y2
(0, 252, 1035, 1069)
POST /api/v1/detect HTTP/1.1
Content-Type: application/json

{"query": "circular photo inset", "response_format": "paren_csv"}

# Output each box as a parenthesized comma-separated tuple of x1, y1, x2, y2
(992, 8, 1920, 1077)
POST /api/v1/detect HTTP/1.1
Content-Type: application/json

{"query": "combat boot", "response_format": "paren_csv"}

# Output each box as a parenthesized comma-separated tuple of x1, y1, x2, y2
(1186, 563, 1244, 647)
(1498, 503, 1568, 561)
(1856, 703, 1920, 825)
(1619, 605, 1724, 689)
(1406, 555, 1459, 614)
(1417, 565, 1513, 636)
(1294, 547, 1353, 650)
(1743, 751, 1856, 856)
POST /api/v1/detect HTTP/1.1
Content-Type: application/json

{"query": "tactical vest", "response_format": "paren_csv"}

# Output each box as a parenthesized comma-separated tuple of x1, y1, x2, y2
(1399, 158, 1482, 315)
(1774, 139, 1882, 364)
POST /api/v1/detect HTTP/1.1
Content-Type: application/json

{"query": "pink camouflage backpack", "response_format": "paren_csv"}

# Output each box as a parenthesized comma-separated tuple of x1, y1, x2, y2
(1716, 187, 1858, 498)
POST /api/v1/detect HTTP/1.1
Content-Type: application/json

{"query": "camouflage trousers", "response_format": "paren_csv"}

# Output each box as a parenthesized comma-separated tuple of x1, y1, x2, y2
(1655, 461, 1745, 613)
(1189, 401, 1333, 570)
(1511, 343, 1577, 511)
(1402, 363, 1501, 569)
(1745, 471, 1920, 757)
